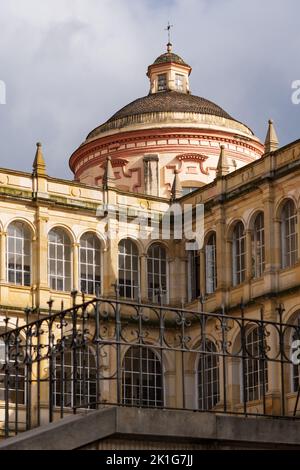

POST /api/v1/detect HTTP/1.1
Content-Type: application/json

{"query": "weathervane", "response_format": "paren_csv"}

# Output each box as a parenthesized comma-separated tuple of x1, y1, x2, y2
(165, 21, 173, 46)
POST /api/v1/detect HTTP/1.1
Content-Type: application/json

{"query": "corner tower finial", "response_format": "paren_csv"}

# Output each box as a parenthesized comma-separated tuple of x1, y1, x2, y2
(33, 142, 46, 176)
(264, 119, 279, 153)
(215, 145, 230, 179)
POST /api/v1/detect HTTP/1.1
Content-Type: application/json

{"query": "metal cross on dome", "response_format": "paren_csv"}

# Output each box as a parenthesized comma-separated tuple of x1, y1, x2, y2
(165, 21, 173, 44)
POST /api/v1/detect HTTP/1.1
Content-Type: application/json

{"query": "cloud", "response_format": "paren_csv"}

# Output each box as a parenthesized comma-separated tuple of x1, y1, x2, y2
(0, 0, 299, 179)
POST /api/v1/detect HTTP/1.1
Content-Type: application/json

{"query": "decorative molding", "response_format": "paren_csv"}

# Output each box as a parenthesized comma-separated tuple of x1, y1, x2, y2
(70, 128, 264, 174)
(176, 153, 207, 162)
(100, 159, 128, 168)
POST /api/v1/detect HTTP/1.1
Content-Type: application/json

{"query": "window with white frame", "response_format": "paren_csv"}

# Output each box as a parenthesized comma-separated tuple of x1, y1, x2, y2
(252, 212, 265, 278)
(7, 221, 31, 286)
(243, 326, 268, 402)
(53, 340, 97, 409)
(157, 73, 167, 92)
(205, 233, 217, 294)
(175, 73, 184, 92)
(147, 244, 167, 304)
(281, 200, 298, 269)
(232, 222, 246, 286)
(48, 228, 71, 292)
(198, 339, 219, 410)
(187, 247, 200, 302)
(0, 333, 25, 404)
(122, 346, 163, 407)
(79, 232, 101, 295)
(118, 239, 139, 300)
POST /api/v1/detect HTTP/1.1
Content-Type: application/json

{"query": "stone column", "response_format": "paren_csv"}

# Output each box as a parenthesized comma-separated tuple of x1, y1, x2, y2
(35, 211, 50, 308)
(31, 235, 38, 307)
(102, 237, 118, 297)
(264, 305, 282, 415)
(139, 253, 148, 302)
(263, 185, 279, 292)
(262, 189, 276, 271)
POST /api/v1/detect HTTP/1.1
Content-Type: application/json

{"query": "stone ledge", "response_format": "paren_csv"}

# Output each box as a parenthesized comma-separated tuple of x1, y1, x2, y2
(1, 407, 300, 450)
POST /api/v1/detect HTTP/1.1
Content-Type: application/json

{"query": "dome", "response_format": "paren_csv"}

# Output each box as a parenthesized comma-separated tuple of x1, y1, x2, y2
(153, 52, 189, 67)
(86, 91, 252, 140)
(70, 46, 264, 195)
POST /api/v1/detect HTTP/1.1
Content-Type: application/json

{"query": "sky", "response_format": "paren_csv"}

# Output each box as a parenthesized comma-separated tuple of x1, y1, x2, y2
(0, 0, 299, 180)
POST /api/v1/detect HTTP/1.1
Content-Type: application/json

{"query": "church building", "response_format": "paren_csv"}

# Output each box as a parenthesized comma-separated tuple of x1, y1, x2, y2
(1, 42, 300, 449)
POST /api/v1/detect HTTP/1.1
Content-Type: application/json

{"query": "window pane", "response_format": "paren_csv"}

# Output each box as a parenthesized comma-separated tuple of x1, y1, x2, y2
(79, 233, 102, 295)
(118, 240, 139, 300)
(122, 347, 163, 407)
(48, 229, 72, 292)
(7, 222, 31, 287)
(147, 244, 167, 303)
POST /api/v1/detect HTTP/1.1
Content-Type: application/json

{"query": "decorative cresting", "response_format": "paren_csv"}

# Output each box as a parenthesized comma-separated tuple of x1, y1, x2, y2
(176, 153, 208, 161)
(0, 296, 300, 438)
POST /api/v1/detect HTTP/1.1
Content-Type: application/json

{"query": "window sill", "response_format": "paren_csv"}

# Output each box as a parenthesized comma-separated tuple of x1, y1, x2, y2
(3, 283, 32, 291)
(279, 262, 300, 274)
(230, 281, 248, 290)
(49, 289, 74, 296)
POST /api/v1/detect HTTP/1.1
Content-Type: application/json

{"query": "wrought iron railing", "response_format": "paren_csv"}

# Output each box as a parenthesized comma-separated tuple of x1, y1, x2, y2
(1, 293, 300, 438)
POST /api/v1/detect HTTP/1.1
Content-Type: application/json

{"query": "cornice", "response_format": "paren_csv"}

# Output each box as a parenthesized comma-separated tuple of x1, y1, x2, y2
(70, 128, 264, 175)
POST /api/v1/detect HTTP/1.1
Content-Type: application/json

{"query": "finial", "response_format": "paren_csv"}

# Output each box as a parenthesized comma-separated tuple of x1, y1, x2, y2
(264, 118, 279, 153)
(215, 145, 230, 179)
(33, 141, 46, 176)
(103, 155, 115, 189)
(171, 169, 182, 200)
(165, 22, 173, 50)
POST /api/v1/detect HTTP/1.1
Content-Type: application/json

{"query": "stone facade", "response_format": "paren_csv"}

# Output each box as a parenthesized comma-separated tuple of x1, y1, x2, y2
(1, 46, 300, 432)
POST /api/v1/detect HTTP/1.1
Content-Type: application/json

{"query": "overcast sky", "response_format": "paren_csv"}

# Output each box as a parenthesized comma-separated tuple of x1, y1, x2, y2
(0, 0, 299, 179)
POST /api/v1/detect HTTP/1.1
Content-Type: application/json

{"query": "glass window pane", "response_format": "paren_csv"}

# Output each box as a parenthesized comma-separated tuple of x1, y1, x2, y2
(7, 222, 31, 286)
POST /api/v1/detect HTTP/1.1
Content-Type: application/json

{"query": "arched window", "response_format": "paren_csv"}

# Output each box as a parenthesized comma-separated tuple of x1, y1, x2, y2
(118, 239, 139, 300)
(232, 222, 246, 286)
(205, 233, 217, 294)
(7, 221, 31, 286)
(122, 346, 163, 407)
(187, 246, 200, 302)
(147, 244, 167, 304)
(53, 338, 97, 409)
(0, 333, 25, 405)
(252, 213, 265, 278)
(79, 232, 101, 295)
(281, 200, 298, 268)
(48, 228, 71, 292)
(243, 326, 268, 402)
(198, 340, 219, 410)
